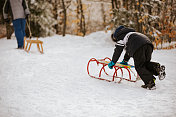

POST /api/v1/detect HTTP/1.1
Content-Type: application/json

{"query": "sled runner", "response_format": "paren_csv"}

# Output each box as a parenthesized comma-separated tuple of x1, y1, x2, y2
(87, 57, 140, 83)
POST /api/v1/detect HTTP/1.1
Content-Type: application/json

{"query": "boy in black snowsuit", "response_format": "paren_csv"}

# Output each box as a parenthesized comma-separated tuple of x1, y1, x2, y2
(108, 26, 166, 90)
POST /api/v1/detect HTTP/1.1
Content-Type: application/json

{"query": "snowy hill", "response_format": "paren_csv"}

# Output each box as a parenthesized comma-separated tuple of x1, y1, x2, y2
(0, 31, 176, 117)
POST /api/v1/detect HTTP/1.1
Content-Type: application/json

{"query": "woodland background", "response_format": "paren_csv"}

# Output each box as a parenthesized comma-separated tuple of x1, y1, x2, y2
(0, 0, 176, 48)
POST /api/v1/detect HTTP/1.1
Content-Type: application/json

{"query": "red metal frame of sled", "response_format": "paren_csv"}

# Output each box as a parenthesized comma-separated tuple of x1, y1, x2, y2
(87, 57, 139, 83)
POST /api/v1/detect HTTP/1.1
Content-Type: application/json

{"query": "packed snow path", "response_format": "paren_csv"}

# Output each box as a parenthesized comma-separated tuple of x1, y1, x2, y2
(0, 32, 176, 117)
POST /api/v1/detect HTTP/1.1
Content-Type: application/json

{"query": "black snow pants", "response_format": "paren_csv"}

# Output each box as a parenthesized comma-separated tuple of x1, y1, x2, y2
(133, 44, 159, 85)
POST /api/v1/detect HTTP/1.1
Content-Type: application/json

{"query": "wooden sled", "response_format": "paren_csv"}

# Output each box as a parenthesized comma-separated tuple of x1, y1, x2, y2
(24, 19, 44, 54)
(87, 57, 140, 83)
(24, 37, 44, 54)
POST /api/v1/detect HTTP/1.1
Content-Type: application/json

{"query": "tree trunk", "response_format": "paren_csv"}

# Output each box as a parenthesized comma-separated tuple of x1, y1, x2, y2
(54, 0, 59, 34)
(76, 0, 80, 35)
(76, 0, 86, 36)
(6, 23, 14, 39)
(61, 0, 66, 36)
(111, 0, 115, 17)
(79, 0, 86, 36)
(101, 3, 106, 28)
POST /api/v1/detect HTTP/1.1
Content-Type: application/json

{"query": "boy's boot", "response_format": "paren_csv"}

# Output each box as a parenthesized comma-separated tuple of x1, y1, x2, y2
(141, 79, 156, 90)
(155, 63, 166, 80)
(146, 62, 166, 80)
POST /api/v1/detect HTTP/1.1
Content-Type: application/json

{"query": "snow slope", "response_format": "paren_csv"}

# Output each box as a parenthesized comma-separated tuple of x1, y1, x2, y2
(0, 31, 176, 117)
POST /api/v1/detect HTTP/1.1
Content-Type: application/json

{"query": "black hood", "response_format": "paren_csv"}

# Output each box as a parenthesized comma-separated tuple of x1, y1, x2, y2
(114, 27, 135, 41)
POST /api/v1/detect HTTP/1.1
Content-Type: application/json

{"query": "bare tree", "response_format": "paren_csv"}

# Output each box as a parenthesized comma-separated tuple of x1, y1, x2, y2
(53, 0, 59, 34)
(61, 0, 67, 36)
(1, 0, 14, 39)
(76, 0, 86, 36)
(101, 3, 106, 28)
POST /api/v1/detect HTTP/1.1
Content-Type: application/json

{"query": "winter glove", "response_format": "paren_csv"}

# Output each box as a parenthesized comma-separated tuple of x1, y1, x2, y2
(25, 14, 29, 20)
(4, 18, 10, 23)
(120, 60, 128, 65)
(108, 61, 115, 69)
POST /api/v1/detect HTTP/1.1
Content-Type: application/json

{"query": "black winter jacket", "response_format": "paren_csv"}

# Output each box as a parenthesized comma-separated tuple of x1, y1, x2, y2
(112, 27, 154, 63)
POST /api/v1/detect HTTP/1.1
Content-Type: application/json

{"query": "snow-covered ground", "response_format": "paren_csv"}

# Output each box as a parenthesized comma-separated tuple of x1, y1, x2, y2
(0, 31, 176, 117)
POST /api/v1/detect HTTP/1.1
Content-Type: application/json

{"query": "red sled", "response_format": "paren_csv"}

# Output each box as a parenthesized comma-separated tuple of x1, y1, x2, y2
(87, 57, 140, 83)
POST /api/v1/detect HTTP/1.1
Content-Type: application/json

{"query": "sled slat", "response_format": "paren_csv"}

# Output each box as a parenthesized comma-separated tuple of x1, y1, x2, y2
(97, 59, 134, 68)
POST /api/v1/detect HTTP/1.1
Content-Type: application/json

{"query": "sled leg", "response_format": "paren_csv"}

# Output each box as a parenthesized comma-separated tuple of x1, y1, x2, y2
(24, 36, 26, 48)
(27, 42, 32, 52)
(40, 43, 44, 53)
(37, 43, 40, 52)
(25, 42, 29, 51)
